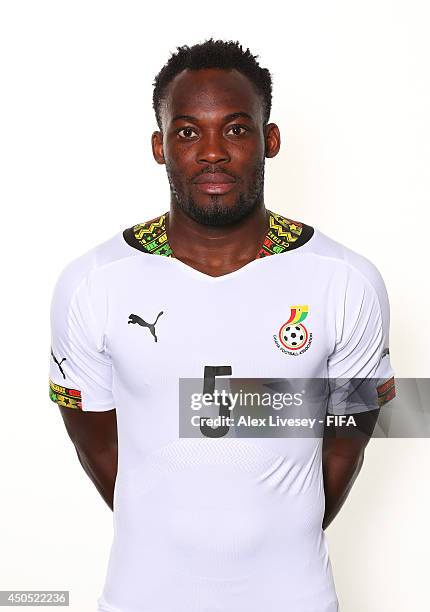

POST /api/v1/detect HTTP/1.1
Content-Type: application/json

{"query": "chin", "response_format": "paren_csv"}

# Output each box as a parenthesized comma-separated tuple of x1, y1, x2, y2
(181, 196, 258, 227)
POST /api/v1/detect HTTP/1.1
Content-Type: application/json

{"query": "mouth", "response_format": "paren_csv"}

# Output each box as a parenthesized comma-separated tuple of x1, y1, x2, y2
(192, 172, 237, 195)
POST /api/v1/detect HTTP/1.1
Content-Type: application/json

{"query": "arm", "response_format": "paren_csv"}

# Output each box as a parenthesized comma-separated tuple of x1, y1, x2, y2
(49, 259, 118, 510)
(322, 436, 365, 529)
(323, 253, 395, 528)
(321, 409, 380, 529)
(59, 406, 118, 511)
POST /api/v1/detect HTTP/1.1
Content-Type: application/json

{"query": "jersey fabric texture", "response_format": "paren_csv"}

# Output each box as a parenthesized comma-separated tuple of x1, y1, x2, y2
(48, 209, 395, 612)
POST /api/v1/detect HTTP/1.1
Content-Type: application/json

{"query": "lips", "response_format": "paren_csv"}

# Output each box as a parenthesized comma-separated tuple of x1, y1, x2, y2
(192, 172, 237, 195)
(193, 172, 236, 184)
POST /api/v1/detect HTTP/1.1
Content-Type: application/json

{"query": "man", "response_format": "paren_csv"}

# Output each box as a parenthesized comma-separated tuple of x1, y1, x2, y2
(49, 39, 396, 612)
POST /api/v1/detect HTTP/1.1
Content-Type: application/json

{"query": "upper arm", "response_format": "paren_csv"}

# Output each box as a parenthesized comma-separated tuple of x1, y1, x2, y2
(326, 260, 396, 416)
(58, 405, 117, 452)
(49, 262, 116, 413)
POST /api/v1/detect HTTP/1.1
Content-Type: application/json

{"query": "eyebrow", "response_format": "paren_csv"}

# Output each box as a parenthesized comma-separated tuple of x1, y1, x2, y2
(171, 111, 254, 123)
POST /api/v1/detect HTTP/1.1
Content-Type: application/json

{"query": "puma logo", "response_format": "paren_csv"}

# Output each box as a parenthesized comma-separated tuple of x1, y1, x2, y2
(128, 311, 164, 342)
(51, 347, 66, 379)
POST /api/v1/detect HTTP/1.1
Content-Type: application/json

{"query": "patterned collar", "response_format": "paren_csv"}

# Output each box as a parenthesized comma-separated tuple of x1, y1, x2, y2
(123, 209, 314, 258)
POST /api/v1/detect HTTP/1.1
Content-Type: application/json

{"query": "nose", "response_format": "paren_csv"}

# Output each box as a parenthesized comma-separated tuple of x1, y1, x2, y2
(196, 130, 230, 165)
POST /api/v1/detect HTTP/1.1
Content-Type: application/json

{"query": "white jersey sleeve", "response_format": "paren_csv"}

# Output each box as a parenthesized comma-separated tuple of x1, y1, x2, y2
(47, 232, 133, 412)
(326, 254, 395, 415)
(48, 230, 136, 411)
(49, 263, 115, 412)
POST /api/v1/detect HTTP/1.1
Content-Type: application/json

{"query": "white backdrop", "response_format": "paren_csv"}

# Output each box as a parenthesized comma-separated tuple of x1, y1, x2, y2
(1, 1, 429, 610)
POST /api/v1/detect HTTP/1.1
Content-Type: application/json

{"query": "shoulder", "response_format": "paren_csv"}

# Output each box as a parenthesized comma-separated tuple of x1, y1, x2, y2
(303, 228, 392, 331)
(305, 228, 389, 297)
(269, 209, 389, 300)
(50, 229, 137, 312)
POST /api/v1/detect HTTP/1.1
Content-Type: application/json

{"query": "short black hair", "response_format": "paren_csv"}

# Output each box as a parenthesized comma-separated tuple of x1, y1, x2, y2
(152, 38, 273, 130)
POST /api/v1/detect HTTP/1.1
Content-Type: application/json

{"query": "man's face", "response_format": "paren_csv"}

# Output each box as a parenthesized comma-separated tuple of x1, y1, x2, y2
(152, 68, 279, 226)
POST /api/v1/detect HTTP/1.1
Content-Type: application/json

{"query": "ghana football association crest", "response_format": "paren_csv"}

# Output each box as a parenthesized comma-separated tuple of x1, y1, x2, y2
(273, 305, 313, 356)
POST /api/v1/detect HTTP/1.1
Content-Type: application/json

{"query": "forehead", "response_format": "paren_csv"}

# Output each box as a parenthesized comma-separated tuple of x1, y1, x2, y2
(161, 68, 263, 124)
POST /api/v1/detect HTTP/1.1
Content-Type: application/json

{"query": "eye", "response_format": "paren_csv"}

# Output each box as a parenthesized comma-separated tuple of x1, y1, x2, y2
(177, 127, 198, 139)
(226, 124, 249, 136)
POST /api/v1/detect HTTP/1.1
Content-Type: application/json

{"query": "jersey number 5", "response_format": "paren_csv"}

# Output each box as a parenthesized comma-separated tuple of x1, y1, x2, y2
(200, 365, 232, 438)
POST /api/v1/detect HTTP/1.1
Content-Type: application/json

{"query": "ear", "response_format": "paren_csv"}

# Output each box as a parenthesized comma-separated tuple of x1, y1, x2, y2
(264, 123, 281, 158)
(151, 130, 165, 165)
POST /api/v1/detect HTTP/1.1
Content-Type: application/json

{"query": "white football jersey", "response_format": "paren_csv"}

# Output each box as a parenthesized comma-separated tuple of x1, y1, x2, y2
(49, 210, 395, 612)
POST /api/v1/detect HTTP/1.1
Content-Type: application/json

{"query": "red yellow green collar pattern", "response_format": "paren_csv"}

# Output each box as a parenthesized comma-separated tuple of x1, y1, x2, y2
(123, 210, 314, 257)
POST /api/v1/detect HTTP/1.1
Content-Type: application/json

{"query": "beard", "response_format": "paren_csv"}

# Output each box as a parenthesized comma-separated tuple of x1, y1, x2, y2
(165, 160, 265, 226)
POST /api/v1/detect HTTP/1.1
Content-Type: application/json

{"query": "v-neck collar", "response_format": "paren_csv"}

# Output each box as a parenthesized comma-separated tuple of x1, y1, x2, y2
(123, 210, 315, 270)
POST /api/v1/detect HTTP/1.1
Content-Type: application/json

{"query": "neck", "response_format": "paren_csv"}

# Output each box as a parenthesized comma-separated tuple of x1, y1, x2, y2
(167, 201, 269, 274)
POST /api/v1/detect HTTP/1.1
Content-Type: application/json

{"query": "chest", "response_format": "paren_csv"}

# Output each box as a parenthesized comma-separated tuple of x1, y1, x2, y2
(104, 263, 336, 393)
